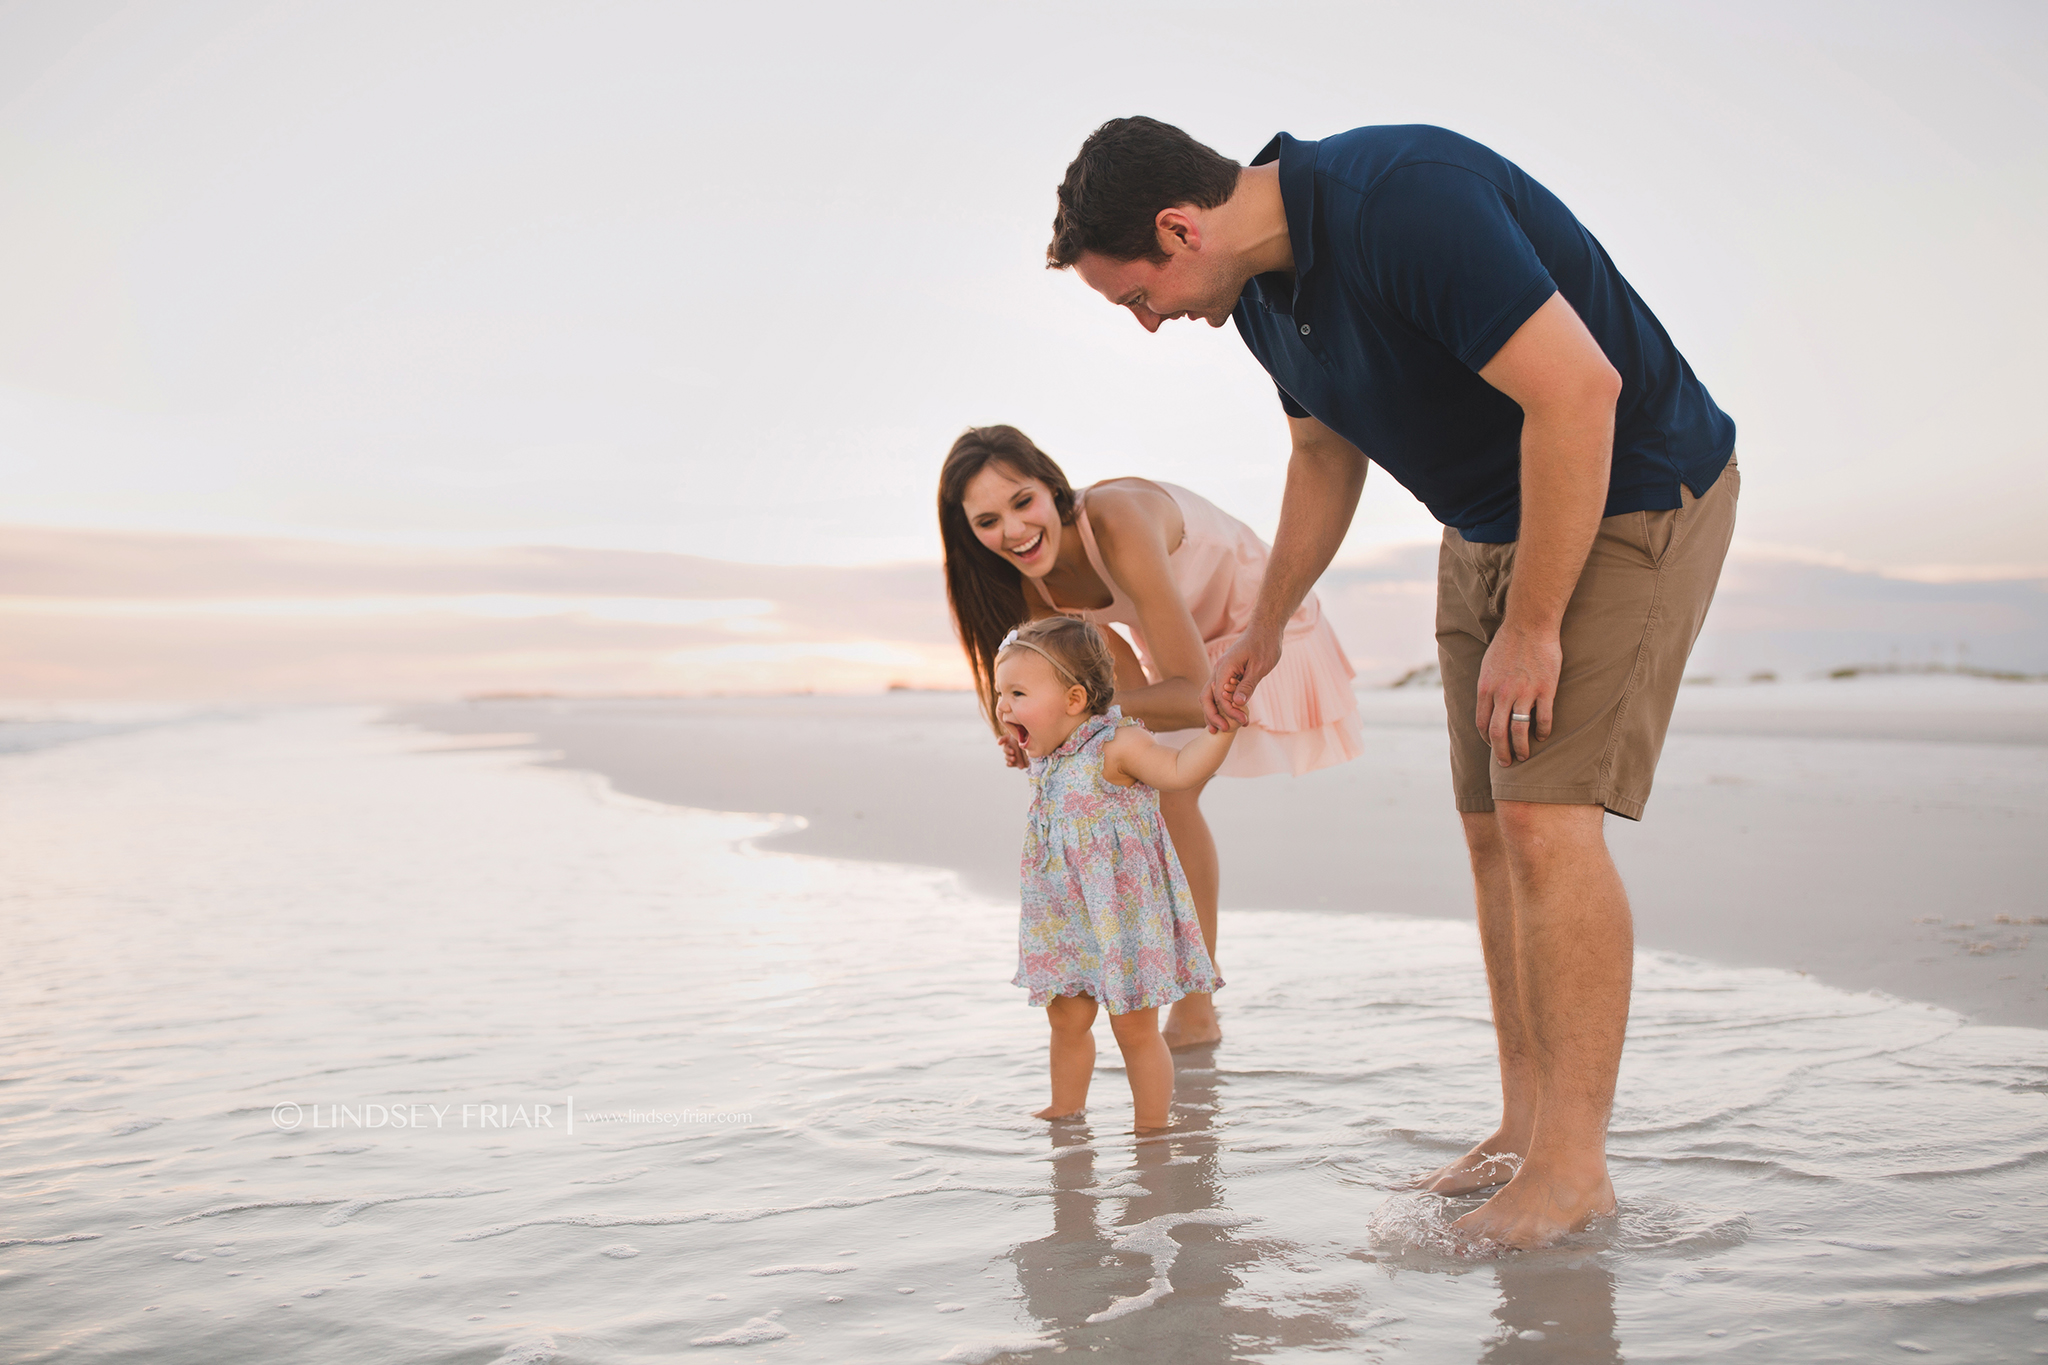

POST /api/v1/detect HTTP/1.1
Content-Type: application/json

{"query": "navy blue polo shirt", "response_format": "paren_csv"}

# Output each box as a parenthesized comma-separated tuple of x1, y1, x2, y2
(1233, 126, 1735, 543)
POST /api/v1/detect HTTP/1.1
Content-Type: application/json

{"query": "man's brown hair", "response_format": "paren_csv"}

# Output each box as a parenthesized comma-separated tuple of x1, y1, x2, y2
(1046, 116, 1242, 269)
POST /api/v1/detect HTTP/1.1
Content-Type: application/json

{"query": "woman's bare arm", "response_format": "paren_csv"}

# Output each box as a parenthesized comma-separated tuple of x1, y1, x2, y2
(1098, 624, 1152, 694)
(1085, 482, 1211, 732)
(1202, 418, 1368, 729)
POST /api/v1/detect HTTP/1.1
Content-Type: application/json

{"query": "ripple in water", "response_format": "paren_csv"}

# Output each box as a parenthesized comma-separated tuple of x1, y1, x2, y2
(0, 711, 2044, 1362)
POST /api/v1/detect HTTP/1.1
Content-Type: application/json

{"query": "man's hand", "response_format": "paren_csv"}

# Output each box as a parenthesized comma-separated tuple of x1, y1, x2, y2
(1470, 292, 1621, 768)
(1203, 625, 1282, 730)
(1207, 417, 1368, 732)
(1474, 622, 1561, 766)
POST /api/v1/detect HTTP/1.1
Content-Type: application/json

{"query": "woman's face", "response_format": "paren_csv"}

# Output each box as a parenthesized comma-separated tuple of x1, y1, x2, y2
(959, 463, 1063, 579)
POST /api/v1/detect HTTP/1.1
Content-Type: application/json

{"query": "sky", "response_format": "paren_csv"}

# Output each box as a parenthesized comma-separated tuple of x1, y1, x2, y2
(2, 0, 2044, 698)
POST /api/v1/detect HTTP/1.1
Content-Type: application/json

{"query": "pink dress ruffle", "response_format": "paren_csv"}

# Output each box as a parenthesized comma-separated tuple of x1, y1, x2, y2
(1032, 481, 1364, 779)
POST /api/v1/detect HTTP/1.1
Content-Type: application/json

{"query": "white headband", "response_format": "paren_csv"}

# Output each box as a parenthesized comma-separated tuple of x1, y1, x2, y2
(997, 627, 1078, 685)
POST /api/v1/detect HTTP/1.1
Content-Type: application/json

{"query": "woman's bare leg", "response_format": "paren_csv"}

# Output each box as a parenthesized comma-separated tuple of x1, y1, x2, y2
(1107, 1006, 1174, 1131)
(1036, 993, 1098, 1120)
(1158, 780, 1221, 1048)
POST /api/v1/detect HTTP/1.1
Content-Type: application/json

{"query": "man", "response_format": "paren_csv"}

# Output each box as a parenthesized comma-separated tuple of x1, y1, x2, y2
(1047, 117, 1738, 1249)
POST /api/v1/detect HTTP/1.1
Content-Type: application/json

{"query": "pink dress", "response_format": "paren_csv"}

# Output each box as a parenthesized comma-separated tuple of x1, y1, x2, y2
(1030, 482, 1364, 778)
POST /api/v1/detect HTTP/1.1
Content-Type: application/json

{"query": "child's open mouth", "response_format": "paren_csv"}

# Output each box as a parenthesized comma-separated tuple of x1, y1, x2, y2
(1008, 722, 1030, 748)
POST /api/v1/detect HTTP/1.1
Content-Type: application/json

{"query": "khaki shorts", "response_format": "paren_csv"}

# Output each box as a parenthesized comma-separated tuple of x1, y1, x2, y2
(1436, 457, 1739, 821)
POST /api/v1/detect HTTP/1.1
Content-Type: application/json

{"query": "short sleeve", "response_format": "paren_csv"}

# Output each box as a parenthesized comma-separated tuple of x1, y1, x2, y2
(1275, 382, 1310, 419)
(1356, 163, 1557, 372)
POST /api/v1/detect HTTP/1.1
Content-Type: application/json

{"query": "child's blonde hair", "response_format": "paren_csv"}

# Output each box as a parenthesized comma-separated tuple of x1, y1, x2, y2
(996, 617, 1118, 717)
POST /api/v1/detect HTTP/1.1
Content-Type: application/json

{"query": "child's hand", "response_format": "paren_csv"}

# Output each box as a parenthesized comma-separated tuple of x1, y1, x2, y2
(997, 733, 1029, 769)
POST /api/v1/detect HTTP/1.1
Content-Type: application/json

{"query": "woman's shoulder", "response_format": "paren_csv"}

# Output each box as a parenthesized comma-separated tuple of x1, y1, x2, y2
(1081, 479, 1186, 557)
(1082, 476, 1172, 515)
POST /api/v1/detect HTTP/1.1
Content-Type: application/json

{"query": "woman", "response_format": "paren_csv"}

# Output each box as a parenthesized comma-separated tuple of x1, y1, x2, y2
(939, 425, 1363, 1049)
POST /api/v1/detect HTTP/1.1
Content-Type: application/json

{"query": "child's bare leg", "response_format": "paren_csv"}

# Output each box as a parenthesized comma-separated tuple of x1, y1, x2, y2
(1037, 994, 1098, 1120)
(1108, 1006, 1173, 1131)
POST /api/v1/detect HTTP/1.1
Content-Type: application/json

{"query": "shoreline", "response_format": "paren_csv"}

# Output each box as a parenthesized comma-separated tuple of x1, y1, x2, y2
(387, 676, 2048, 1029)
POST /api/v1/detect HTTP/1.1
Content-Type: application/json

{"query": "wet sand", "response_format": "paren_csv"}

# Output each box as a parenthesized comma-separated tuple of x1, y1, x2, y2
(391, 674, 2048, 1029)
(8, 709, 2046, 1362)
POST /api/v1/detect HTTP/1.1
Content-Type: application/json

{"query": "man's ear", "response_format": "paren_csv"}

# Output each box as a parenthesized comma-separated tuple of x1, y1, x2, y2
(1154, 206, 1201, 255)
(1066, 684, 1090, 716)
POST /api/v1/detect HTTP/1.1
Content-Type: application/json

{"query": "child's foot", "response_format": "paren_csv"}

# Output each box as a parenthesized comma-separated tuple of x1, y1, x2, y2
(1162, 999, 1221, 1050)
(1033, 1104, 1085, 1121)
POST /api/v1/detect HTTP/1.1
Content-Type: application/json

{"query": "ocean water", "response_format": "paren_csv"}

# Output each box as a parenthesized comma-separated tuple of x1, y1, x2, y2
(2, 710, 2045, 1363)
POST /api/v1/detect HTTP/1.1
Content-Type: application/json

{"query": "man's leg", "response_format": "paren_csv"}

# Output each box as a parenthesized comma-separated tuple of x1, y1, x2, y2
(1417, 459, 1738, 1244)
(1453, 799, 1629, 1248)
(1418, 810, 1538, 1194)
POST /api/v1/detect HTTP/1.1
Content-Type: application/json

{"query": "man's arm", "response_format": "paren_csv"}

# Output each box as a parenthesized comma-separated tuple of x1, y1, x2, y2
(1472, 290, 1622, 767)
(1201, 416, 1368, 729)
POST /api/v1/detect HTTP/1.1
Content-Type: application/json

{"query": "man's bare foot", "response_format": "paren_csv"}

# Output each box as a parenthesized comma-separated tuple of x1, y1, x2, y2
(1411, 1133, 1526, 1195)
(1451, 1159, 1615, 1250)
(1162, 999, 1221, 1050)
(1033, 1104, 1085, 1121)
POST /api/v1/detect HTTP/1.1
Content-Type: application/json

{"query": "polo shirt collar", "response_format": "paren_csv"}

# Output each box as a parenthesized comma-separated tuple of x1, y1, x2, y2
(1249, 132, 1319, 313)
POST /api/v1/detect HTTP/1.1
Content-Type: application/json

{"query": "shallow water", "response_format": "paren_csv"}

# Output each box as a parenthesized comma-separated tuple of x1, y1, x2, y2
(2, 711, 2046, 1363)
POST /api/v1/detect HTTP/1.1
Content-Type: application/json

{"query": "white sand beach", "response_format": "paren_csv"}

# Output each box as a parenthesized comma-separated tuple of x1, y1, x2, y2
(395, 672, 2048, 1029)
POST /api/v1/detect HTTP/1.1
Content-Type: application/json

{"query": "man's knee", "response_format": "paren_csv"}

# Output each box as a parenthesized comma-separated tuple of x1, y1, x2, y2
(1460, 809, 1508, 875)
(1494, 799, 1603, 839)
(1493, 800, 1608, 872)
(1460, 809, 1503, 848)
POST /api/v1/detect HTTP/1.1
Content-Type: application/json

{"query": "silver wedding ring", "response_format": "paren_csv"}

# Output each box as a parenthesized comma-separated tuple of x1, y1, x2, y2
(1510, 713, 1532, 723)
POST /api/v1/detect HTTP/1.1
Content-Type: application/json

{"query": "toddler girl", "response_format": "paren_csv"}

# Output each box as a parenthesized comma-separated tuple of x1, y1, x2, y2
(993, 617, 1234, 1132)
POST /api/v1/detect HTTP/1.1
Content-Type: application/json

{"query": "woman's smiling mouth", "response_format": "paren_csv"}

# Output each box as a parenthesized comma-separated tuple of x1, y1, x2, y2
(1009, 531, 1045, 560)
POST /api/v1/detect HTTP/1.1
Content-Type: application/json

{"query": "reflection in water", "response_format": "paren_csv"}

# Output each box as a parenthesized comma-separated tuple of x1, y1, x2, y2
(1485, 1256, 1622, 1364)
(11, 713, 2045, 1363)
(1008, 1056, 1357, 1361)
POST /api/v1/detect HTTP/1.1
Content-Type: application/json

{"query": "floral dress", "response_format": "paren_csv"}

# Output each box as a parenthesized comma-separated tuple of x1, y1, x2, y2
(1013, 707, 1222, 1014)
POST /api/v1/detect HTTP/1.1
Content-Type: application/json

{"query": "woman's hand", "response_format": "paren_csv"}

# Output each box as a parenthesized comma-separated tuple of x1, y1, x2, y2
(1203, 625, 1281, 731)
(997, 733, 1029, 769)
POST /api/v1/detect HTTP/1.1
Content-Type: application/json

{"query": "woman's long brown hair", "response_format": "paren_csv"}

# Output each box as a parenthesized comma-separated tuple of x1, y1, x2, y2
(937, 425, 1078, 732)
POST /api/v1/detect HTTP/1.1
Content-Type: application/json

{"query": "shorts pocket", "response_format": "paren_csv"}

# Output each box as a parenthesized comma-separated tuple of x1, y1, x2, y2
(1608, 507, 1667, 567)
(1647, 484, 1697, 566)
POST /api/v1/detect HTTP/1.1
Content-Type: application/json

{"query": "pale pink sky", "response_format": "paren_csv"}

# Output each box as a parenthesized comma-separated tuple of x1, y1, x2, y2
(2, 1, 2043, 699)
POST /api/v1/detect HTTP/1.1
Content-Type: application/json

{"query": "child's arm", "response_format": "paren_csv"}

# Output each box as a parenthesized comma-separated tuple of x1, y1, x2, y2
(1102, 722, 1236, 792)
